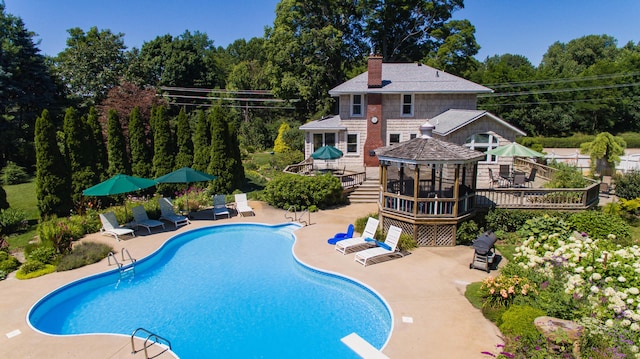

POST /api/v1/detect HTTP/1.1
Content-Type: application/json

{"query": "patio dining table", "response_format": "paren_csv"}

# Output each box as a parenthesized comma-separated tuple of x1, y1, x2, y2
(501, 170, 526, 187)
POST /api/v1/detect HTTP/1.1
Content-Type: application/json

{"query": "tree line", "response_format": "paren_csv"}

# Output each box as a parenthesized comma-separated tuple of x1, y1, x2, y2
(2, 0, 640, 177)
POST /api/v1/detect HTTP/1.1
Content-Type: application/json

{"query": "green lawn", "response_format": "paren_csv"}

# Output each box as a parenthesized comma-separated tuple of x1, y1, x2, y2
(3, 179, 39, 249)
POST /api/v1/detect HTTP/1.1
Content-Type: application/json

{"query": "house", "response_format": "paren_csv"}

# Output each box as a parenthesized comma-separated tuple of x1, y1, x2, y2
(300, 55, 526, 184)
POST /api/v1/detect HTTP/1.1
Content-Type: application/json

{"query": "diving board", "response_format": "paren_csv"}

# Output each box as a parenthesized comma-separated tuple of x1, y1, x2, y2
(340, 333, 390, 359)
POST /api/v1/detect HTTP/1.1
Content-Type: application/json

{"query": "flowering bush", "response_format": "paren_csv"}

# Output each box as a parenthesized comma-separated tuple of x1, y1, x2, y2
(480, 275, 536, 308)
(510, 230, 640, 356)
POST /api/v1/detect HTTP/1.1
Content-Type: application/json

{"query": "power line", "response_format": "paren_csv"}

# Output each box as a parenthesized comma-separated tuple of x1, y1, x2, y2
(482, 71, 640, 89)
(479, 82, 640, 98)
(168, 101, 296, 110)
(479, 95, 640, 108)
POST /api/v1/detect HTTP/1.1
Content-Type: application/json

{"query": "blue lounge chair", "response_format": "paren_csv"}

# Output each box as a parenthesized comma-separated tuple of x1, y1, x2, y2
(327, 224, 355, 244)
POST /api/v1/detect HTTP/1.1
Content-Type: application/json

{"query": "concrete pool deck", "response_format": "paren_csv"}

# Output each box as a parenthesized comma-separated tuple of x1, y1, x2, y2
(0, 201, 502, 358)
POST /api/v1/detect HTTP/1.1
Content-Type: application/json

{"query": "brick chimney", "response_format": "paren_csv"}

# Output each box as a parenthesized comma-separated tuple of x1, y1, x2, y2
(363, 55, 384, 167)
(367, 55, 383, 88)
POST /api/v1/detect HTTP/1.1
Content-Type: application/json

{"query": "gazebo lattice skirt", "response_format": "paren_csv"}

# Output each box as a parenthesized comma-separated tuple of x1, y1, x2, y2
(381, 216, 456, 246)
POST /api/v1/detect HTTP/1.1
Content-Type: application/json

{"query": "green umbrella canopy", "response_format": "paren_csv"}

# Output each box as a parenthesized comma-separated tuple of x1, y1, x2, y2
(485, 142, 544, 158)
(82, 174, 157, 196)
(311, 146, 343, 160)
(154, 167, 217, 184)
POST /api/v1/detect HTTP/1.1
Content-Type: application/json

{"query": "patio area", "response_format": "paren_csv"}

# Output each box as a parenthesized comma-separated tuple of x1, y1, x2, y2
(0, 201, 502, 358)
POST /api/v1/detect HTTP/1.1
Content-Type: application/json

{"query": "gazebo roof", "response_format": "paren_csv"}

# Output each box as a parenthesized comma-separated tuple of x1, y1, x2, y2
(376, 136, 485, 164)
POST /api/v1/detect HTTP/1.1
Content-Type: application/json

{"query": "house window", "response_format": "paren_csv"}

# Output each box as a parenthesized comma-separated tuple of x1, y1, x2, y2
(401, 94, 414, 116)
(347, 133, 359, 154)
(464, 133, 499, 162)
(351, 94, 362, 117)
(389, 133, 401, 145)
(313, 132, 337, 151)
(410, 134, 417, 140)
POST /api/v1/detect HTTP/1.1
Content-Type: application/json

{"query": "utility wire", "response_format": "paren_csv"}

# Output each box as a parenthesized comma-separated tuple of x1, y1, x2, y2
(479, 82, 640, 98)
(482, 71, 640, 89)
(479, 95, 640, 108)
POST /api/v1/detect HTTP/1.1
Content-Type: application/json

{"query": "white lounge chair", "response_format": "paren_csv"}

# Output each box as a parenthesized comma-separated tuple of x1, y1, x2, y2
(213, 194, 230, 219)
(131, 205, 165, 234)
(99, 212, 135, 241)
(335, 217, 379, 254)
(234, 193, 255, 217)
(354, 225, 404, 266)
(159, 198, 190, 227)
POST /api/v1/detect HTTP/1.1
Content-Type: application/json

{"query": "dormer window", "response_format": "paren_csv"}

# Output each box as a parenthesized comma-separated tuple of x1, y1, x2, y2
(351, 94, 363, 117)
(401, 94, 414, 116)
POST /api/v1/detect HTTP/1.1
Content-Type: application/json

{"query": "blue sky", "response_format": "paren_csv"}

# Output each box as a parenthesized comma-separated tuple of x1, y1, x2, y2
(5, 0, 639, 66)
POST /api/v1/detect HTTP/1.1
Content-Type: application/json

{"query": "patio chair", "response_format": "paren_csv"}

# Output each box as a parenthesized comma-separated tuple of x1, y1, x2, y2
(327, 224, 355, 245)
(234, 193, 255, 217)
(525, 168, 537, 187)
(488, 169, 505, 188)
(335, 217, 379, 254)
(212, 194, 230, 219)
(131, 205, 165, 234)
(159, 198, 190, 227)
(99, 212, 135, 241)
(354, 225, 404, 266)
(512, 173, 526, 188)
(499, 165, 511, 179)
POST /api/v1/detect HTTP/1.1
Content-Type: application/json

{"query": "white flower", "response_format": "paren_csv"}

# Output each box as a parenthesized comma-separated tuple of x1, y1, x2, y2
(590, 286, 600, 293)
(605, 319, 614, 327)
(592, 273, 602, 281)
(630, 322, 639, 331)
(605, 276, 613, 283)
(586, 266, 593, 272)
(621, 319, 631, 327)
(629, 287, 640, 295)
(618, 276, 627, 283)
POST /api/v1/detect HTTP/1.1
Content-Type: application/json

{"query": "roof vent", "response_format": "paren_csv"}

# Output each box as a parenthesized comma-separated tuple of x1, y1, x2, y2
(419, 121, 436, 138)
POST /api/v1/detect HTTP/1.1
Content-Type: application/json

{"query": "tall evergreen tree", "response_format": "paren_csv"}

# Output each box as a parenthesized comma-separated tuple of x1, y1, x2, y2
(86, 107, 109, 180)
(63, 107, 98, 207)
(174, 108, 194, 169)
(192, 110, 211, 172)
(128, 107, 153, 177)
(207, 105, 244, 193)
(151, 106, 174, 178)
(106, 109, 130, 176)
(35, 109, 73, 218)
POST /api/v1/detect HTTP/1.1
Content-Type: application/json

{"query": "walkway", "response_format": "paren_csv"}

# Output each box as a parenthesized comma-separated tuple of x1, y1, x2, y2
(0, 201, 502, 358)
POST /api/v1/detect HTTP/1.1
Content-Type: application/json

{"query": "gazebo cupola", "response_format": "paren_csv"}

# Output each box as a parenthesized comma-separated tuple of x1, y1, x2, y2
(375, 121, 485, 246)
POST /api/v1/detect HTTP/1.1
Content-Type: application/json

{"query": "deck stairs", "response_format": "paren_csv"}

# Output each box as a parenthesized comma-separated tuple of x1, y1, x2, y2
(347, 180, 379, 203)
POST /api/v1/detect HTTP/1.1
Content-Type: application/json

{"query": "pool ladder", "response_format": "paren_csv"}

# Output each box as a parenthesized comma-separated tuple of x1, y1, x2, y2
(131, 327, 172, 359)
(285, 206, 311, 226)
(108, 248, 136, 283)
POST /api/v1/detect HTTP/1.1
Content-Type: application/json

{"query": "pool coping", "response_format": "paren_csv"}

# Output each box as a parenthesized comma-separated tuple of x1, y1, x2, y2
(0, 201, 503, 358)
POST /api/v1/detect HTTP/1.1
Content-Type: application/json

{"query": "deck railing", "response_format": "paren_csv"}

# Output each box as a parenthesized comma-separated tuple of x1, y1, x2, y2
(381, 192, 476, 218)
(476, 182, 600, 210)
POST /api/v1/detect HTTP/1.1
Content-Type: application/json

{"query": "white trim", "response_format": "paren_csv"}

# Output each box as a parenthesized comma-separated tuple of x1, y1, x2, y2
(464, 133, 499, 163)
(388, 133, 401, 146)
(400, 93, 414, 117)
(351, 94, 363, 117)
(346, 133, 360, 155)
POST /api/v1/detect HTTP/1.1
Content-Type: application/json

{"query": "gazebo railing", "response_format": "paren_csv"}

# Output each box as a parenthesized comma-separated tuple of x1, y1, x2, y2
(382, 192, 476, 218)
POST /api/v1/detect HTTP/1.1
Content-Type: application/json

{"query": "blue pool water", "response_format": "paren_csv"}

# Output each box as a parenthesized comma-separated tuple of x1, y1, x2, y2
(29, 223, 392, 358)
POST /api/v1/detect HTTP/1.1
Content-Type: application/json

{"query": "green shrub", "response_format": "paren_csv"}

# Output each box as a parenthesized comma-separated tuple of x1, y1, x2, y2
(56, 242, 112, 271)
(37, 218, 77, 254)
(484, 208, 569, 234)
(397, 232, 417, 251)
(0, 270, 6, 280)
(0, 250, 20, 273)
(0, 207, 28, 235)
(15, 261, 56, 279)
(516, 214, 574, 240)
(1, 161, 29, 185)
(263, 173, 344, 210)
(545, 162, 588, 188)
(499, 305, 546, 342)
(456, 220, 479, 245)
(613, 170, 640, 200)
(568, 210, 631, 242)
(27, 245, 58, 264)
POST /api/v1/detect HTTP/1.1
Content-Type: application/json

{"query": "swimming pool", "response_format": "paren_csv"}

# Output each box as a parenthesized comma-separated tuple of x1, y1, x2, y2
(29, 223, 392, 358)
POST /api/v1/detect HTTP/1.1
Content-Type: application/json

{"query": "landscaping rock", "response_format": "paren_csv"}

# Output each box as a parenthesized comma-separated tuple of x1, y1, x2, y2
(534, 316, 583, 358)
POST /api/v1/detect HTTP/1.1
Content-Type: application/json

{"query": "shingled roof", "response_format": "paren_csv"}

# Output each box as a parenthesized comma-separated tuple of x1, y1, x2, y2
(376, 136, 485, 164)
(329, 63, 493, 95)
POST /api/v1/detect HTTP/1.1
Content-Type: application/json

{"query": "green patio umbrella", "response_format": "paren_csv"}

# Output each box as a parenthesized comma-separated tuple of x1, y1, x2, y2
(311, 145, 343, 160)
(83, 174, 157, 220)
(83, 174, 157, 196)
(154, 167, 217, 213)
(485, 142, 544, 158)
